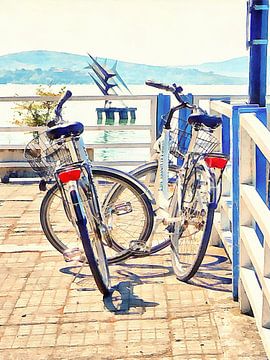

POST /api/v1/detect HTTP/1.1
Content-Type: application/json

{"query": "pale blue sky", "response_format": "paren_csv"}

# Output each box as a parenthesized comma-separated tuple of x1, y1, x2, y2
(1, 0, 250, 65)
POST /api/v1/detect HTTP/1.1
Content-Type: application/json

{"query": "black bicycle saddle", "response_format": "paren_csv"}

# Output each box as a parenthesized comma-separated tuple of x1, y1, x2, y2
(46, 122, 84, 140)
(188, 114, 222, 129)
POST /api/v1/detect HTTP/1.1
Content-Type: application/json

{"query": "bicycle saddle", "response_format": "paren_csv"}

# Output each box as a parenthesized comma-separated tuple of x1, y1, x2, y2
(46, 121, 84, 140)
(188, 114, 222, 129)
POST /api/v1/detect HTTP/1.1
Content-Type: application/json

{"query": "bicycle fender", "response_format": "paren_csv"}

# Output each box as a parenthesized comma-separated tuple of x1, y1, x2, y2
(91, 165, 156, 204)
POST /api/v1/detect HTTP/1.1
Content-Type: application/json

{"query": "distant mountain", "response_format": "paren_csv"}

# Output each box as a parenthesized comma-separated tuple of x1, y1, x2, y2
(182, 56, 270, 80)
(0, 50, 87, 71)
(0, 50, 247, 85)
(181, 56, 249, 78)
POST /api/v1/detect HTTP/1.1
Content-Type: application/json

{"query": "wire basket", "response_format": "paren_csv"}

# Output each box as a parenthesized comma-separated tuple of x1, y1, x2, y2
(24, 132, 73, 180)
(168, 115, 219, 158)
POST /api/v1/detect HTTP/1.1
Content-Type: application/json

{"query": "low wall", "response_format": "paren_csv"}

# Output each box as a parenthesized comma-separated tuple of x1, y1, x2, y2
(0, 147, 94, 182)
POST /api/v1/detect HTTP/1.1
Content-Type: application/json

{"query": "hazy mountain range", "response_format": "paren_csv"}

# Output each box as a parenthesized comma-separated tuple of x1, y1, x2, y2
(0, 50, 252, 85)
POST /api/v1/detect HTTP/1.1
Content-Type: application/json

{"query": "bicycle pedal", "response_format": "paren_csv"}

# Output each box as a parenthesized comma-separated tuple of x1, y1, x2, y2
(165, 224, 175, 233)
(112, 202, 132, 216)
(129, 240, 149, 255)
(131, 249, 150, 257)
(63, 247, 85, 262)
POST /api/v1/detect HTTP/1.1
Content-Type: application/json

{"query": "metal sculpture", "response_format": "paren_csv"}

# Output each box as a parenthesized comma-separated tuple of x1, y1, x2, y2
(86, 54, 136, 125)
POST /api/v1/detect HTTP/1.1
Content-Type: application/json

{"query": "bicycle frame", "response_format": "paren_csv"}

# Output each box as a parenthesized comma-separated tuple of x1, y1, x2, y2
(56, 137, 105, 219)
(142, 102, 221, 251)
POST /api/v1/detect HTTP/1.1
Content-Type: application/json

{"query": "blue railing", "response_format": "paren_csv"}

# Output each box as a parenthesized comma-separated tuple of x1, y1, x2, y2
(209, 98, 270, 358)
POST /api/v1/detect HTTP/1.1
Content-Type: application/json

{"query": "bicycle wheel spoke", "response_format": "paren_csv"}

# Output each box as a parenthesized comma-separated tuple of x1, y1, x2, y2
(40, 168, 154, 263)
(131, 162, 180, 253)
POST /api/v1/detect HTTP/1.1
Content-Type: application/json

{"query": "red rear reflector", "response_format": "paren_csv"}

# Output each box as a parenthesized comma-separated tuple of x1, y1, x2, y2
(204, 156, 228, 169)
(58, 169, 81, 183)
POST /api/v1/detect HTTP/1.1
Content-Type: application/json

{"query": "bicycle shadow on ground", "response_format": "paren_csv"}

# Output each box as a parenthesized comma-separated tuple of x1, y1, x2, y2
(114, 261, 174, 283)
(166, 251, 232, 292)
(103, 278, 159, 315)
(60, 263, 161, 314)
(116, 248, 231, 283)
(60, 260, 174, 285)
(60, 249, 232, 301)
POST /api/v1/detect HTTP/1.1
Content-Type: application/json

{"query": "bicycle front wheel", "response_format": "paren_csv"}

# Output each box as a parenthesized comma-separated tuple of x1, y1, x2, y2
(70, 185, 110, 295)
(40, 167, 154, 263)
(170, 164, 216, 281)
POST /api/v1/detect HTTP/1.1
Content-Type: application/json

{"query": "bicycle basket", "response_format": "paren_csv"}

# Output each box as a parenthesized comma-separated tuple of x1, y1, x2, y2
(193, 127, 219, 154)
(168, 114, 219, 158)
(24, 132, 73, 180)
(166, 114, 192, 158)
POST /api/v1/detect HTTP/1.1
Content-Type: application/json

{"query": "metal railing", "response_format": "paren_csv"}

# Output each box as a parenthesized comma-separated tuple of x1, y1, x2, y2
(209, 98, 270, 358)
(0, 94, 158, 172)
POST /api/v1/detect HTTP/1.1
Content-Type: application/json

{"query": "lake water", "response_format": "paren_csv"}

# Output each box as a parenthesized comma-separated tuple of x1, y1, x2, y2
(0, 84, 249, 162)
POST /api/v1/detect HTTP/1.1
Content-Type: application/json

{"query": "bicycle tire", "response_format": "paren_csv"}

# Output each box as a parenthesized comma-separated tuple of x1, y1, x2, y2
(170, 163, 216, 281)
(129, 161, 180, 254)
(40, 167, 154, 264)
(69, 185, 110, 295)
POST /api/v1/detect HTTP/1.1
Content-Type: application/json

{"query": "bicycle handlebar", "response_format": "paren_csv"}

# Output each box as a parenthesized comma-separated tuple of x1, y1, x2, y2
(55, 90, 72, 118)
(146, 80, 206, 129)
(145, 80, 183, 94)
(47, 90, 72, 128)
(146, 80, 197, 110)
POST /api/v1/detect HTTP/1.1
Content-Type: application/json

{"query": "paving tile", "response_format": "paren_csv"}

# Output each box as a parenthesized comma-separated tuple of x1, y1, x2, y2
(0, 184, 268, 360)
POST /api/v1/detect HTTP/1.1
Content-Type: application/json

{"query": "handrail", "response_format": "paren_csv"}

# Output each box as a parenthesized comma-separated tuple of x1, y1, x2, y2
(240, 113, 270, 162)
(0, 94, 158, 171)
(0, 124, 152, 132)
(0, 94, 157, 102)
(210, 100, 232, 118)
(209, 98, 270, 358)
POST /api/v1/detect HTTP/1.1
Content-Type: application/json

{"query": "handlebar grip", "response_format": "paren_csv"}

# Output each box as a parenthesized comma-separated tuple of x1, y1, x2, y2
(145, 80, 174, 92)
(55, 90, 72, 117)
(145, 80, 183, 94)
(172, 83, 183, 94)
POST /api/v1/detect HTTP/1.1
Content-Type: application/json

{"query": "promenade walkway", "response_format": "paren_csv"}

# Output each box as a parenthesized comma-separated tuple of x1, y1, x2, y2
(0, 184, 267, 360)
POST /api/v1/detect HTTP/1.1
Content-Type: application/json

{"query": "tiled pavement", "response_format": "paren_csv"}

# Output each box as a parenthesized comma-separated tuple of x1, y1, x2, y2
(0, 184, 267, 360)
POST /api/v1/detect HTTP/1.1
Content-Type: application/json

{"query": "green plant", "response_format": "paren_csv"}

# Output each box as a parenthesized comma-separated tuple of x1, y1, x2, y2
(13, 85, 66, 126)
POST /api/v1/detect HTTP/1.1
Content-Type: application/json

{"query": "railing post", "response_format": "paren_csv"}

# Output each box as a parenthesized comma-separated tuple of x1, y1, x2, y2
(231, 104, 259, 300)
(254, 108, 268, 245)
(253, 108, 268, 197)
(248, 0, 269, 106)
(177, 93, 193, 166)
(210, 97, 231, 155)
(156, 94, 171, 138)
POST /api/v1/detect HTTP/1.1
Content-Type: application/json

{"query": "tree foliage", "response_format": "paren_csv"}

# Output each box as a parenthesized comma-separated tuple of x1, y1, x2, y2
(13, 85, 66, 126)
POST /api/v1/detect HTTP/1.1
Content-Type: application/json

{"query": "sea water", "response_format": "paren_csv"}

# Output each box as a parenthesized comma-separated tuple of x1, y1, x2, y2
(0, 84, 248, 162)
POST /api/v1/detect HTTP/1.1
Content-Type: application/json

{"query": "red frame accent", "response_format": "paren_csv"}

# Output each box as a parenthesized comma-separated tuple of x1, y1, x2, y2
(58, 168, 81, 183)
(204, 156, 228, 169)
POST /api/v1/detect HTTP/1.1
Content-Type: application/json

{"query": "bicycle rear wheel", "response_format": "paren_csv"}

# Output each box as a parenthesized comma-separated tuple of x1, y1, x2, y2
(70, 185, 110, 295)
(170, 164, 216, 281)
(129, 161, 180, 254)
(40, 168, 154, 263)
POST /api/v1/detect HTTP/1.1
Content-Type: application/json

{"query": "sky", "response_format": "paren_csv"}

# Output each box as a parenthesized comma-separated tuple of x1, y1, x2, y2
(0, 0, 250, 66)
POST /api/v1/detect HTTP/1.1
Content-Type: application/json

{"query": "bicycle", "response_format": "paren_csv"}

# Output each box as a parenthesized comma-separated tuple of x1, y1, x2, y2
(24, 90, 154, 295)
(124, 80, 229, 281)
(38, 84, 228, 282)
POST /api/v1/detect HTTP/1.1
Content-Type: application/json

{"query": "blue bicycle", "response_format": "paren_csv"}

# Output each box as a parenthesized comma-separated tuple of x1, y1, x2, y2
(25, 91, 154, 295)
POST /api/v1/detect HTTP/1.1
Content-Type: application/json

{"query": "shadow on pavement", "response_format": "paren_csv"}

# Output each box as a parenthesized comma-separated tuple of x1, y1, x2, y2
(59, 250, 232, 299)
(103, 280, 159, 314)
(185, 253, 232, 292)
